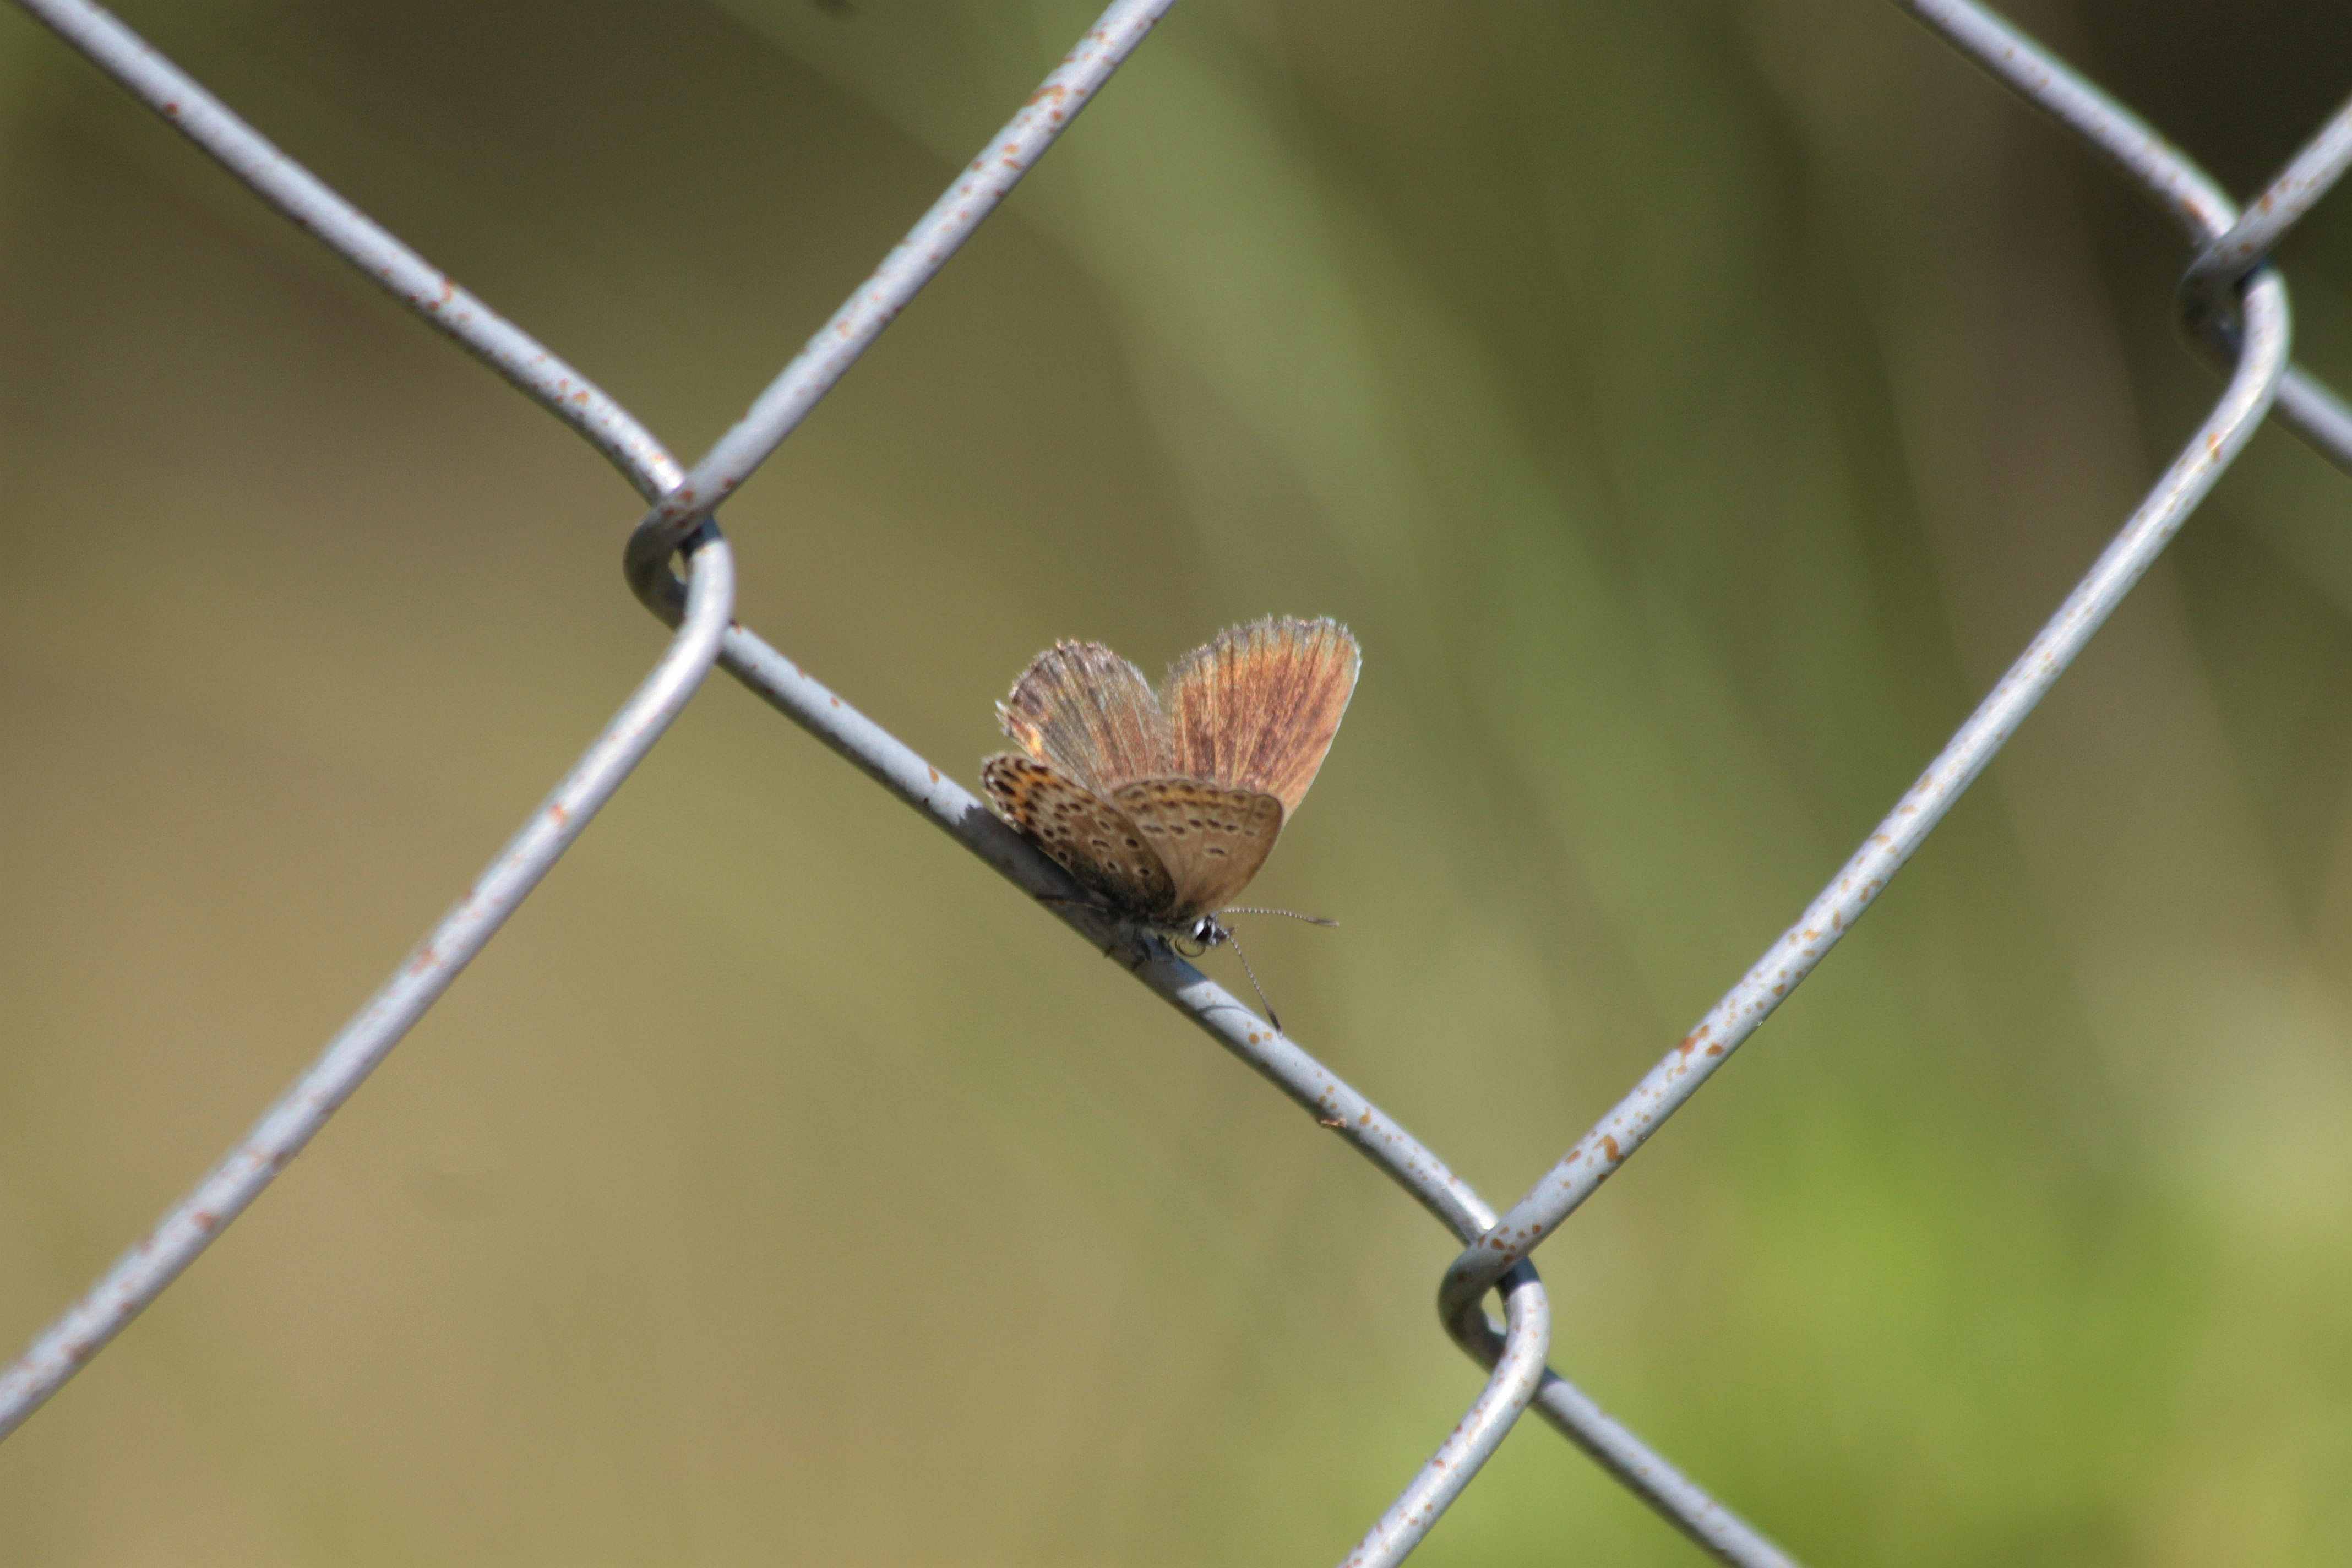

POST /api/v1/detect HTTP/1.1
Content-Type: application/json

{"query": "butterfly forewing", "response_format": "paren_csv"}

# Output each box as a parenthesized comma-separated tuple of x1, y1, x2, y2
(997, 640, 1173, 796)
(1164, 617, 1360, 814)
(982, 753, 1178, 918)
(1111, 779, 1284, 919)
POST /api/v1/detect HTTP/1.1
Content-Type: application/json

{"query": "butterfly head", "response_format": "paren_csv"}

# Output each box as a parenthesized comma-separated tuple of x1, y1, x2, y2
(1170, 915, 1230, 959)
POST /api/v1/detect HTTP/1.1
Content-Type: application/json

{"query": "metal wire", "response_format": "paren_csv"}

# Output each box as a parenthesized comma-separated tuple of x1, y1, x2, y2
(1440, 0, 2317, 1445)
(0, 0, 728, 1440)
(1890, 0, 2352, 478)
(2, 0, 2346, 1561)
(624, 0, 1183, 606)
(1438, 274, 2289, 1315)
(1437, 0, 2323, 1526)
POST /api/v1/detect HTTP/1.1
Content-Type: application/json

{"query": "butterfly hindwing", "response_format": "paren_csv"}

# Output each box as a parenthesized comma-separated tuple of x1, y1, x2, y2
(1111, 778, 1284, 921)
(1163, 617, 1359, 815)
(982, 753, 1177, 919)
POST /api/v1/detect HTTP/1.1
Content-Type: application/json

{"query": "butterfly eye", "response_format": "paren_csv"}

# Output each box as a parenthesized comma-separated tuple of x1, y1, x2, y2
(1167, 918, 1221, 959)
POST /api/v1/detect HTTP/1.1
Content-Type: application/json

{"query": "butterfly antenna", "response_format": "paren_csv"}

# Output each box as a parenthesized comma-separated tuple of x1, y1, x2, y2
(1217, 906, 1340, 929)
(1217, 924, 1286, 1034)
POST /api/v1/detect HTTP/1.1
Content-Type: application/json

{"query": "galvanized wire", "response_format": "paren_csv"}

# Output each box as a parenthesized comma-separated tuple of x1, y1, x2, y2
(0, 0, 731, 1440)
(1438, 271, 2290, 1320)
(3, 0, 2348, 1562)
(2182, 96, 2352, 330)
(0, 540, 738, 1442)
(6, 0, 679, 499)
(1893, 0, 2352, 477)
(1438, 0, 2326, 1508)
(624, 0, 1183, 602)
(0, 0, 1781, 1558)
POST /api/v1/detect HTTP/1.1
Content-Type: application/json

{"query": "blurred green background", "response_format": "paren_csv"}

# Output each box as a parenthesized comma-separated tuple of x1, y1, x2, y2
(3, 0, 2351, 1562)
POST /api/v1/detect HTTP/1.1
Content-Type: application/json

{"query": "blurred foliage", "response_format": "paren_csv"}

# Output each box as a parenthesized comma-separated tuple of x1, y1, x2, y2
(3, 0, 2351, 1562)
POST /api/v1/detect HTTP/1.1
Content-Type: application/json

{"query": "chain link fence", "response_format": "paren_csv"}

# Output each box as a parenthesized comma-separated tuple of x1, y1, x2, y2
(4, 0, 2348, 1560)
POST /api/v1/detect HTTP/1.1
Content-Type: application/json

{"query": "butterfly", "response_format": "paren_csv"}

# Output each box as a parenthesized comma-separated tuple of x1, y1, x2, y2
(982, 617, 1359, 1014)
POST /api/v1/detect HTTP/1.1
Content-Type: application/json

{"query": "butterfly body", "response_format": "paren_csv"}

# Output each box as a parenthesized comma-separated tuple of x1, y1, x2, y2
(982, 617, 1358, 945)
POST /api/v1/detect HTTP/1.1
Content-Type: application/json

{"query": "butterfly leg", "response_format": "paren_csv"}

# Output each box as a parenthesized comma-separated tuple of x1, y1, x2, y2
(1031, 890, 1129, 958)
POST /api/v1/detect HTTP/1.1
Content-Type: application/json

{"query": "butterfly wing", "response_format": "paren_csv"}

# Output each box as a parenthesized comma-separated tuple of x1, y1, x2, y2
(1112, 779, 1284, 921)
(982, 753, 1178, 919)
(997, 640, 1174, 795)
(1163, 617, 1359, 815)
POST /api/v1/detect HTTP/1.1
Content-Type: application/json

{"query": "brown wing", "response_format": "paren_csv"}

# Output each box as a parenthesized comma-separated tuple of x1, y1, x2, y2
(996, 640, 1174, 796)
(1111, 778, 1284, 922)
(1163, 617, 1359, 815)
(982, 753, 1178, 921)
